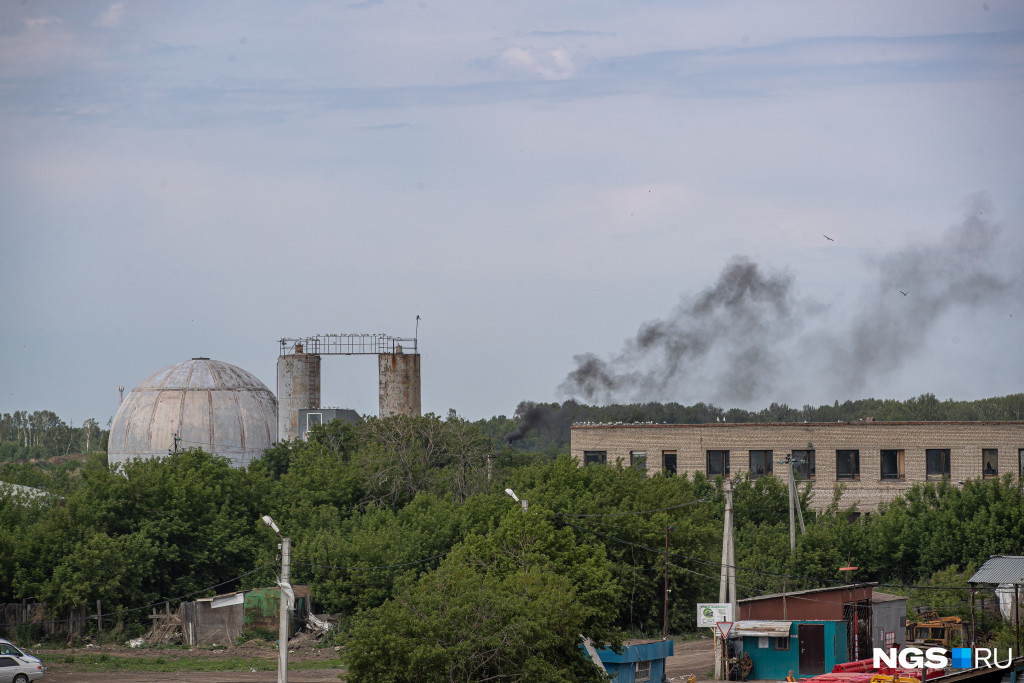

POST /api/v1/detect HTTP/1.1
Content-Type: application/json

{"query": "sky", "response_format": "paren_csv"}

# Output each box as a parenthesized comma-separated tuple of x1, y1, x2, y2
(1, 0, 1023, 427)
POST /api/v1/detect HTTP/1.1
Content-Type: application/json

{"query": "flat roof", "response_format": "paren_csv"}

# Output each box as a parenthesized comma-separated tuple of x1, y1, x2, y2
(571, 421, 1024, 429)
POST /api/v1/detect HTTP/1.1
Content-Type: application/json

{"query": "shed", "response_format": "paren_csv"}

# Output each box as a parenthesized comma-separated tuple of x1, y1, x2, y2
(739, 584, 873, 661)
(734, 620, 848, 680)
(587, 640, 674, 683)
(870, 592, 907, 650)
(182, 585, 310, 646)
(969, 556, 1024, 624)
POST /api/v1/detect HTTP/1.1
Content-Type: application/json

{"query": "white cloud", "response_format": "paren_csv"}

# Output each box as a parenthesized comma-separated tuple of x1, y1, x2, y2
(96, 2, 125, 28)
(499, 46, 575, 80)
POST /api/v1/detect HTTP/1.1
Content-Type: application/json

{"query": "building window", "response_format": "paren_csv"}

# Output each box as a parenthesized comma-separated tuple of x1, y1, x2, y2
(982, 449, 998, 478)
(926, 449, 951, 479)
(792, 449, 815, 480)
(635, 660, 652, 683)
(749, 450, 773, 479)
(663, 450, 677, 476)
(836, 450, 860, 480)
(880, 450, 905, 480)
(707, 450, 730, 477)
(773, 637, 790, 651)
(1020, 449, 1024, 478)
(630, 450, 647, 473)
(583, 451, 606, 466)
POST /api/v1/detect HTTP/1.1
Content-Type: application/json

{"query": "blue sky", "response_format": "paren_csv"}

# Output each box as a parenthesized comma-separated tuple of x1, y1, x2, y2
(2, 1, 1023, 425)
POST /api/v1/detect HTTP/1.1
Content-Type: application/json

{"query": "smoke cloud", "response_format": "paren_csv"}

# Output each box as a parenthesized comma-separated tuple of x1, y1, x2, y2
(560, 193, 1022, 407)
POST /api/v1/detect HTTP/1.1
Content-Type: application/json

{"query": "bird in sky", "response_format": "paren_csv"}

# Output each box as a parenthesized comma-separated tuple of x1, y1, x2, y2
(823, 234, 834, 242)
(900, 290, 909, 296)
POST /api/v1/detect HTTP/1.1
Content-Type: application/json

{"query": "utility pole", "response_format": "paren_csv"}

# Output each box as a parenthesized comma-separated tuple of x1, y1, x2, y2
(278, 536, 290, 683)
(663, 524, 674, 640)
(262, 515, 291, 683)
(787, 454, 796, 554)
(717, 477, 736, 680)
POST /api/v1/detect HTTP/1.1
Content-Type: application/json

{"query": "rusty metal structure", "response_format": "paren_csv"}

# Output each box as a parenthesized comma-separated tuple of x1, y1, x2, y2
(276, 333, 421, 441)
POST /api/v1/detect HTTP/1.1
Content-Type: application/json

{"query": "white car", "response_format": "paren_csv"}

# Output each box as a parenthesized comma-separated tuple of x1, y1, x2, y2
(0, 640, 44, 682)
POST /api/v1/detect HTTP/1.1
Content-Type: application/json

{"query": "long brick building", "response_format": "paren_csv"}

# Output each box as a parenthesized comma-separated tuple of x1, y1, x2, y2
(570, 421, 1024, 511)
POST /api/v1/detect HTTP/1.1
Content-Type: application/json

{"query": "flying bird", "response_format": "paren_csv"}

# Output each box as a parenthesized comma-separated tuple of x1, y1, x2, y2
(823, 234, 834, 242)
(899, 290, 909, 296)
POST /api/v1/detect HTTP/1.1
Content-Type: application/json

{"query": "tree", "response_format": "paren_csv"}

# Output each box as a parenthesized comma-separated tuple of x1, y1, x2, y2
(345, 507, 616, 682)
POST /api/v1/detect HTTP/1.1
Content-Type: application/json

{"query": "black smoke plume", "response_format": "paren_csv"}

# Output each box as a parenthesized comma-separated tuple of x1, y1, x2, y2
(506, 400, 574, 443)
(560, 193, 1022, 408)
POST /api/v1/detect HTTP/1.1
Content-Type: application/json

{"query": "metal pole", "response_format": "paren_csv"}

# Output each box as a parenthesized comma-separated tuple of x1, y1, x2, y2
(1015, 582, 1020, 654)
(278, 537, 290, 683)
(788, 456, 796, 554)
(663, 525, 674, 640)
(969, 585, 975, 648)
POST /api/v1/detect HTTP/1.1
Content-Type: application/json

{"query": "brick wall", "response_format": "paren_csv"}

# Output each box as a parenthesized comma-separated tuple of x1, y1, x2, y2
(570, 422, 1024, 511)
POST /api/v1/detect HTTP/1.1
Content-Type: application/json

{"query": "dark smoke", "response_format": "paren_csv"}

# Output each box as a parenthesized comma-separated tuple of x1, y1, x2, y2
(829, 193, 1022, 389)
(560, 257, 807, 404)
(506, 400, 573, 443)
(560, 193, 1023, 407)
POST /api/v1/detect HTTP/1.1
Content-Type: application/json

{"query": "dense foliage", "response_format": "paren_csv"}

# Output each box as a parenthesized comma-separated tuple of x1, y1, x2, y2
(477, 393, 1024, 453)
(0, 411, 108, 463)
(2, 406, 1022, 680)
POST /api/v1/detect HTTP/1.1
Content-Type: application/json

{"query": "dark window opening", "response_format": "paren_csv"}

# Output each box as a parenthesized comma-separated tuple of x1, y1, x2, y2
(774, 637, 790, 651)
(584, 451, 606, 466)
(630, 450, 647, 473)
(982, 449, 998, 478)
(926, 449, 951, 479)
(663, 450, 677, 476)
(880, 449, 904, 480)
(749, 450, 773, 479)
(707, 450, 730, 477)
(792, 449, 815, 480)
(836, 450, 860, 480)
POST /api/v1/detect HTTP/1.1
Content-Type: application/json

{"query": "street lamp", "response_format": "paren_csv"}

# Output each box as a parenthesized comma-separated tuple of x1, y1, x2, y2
(261, 515, 290, 683)
(504, 488, 528, 512)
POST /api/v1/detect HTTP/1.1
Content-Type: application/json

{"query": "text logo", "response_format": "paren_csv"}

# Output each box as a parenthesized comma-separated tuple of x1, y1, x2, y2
(872, 648, 1013, 670)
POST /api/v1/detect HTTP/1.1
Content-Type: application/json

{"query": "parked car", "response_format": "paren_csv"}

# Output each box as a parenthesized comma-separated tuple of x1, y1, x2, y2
(0, 639, 44, 682)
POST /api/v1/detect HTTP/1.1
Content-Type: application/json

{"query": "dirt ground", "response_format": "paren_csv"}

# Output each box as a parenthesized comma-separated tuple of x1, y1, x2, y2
(32, 635, 716, 682)
(664, 636, 716, 680)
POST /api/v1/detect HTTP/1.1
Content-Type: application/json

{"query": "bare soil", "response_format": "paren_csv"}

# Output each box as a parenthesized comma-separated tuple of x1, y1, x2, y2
(664, 636, 716, 681)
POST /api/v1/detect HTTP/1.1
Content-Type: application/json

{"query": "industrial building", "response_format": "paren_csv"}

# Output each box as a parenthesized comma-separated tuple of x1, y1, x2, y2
(107, 329, 422, 467)
(107, 358, 278, 468)
(570, 421, 1024, 511)
(276, 333, 420, 441)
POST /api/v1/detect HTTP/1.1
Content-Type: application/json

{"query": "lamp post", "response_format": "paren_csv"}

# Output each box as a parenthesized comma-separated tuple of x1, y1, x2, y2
(262, 515, 290, 683)
(504, 488, 528, 512)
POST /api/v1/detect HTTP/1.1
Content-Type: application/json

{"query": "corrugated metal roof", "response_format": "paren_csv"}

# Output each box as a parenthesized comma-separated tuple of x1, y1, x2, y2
(968, 556, 1024, 584)
(871, 591, 907, 604)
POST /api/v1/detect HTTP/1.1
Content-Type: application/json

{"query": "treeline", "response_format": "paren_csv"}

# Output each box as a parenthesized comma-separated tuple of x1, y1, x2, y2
(1, 415, 1022, 681)
(0, 411, 108, 463)
(475, 393, 1024, 453)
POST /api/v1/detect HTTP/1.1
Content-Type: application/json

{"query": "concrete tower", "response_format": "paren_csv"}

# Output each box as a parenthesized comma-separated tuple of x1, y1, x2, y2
(378, 346, 421, 417)
(276, 344, 321, 442)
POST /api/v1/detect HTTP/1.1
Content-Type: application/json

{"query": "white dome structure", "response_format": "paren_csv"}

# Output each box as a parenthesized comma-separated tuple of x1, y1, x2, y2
(108, 358, 278, 469)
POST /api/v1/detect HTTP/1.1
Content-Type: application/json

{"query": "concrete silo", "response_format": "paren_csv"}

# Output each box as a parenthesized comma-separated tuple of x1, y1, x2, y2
(379, 346, 421, 417)
(108, 358, 278, 469)
(276, 343, 321, 442)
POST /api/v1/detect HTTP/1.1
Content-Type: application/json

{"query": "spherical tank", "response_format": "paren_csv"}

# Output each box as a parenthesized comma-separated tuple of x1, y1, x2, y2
(107, 358, 278, 469)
